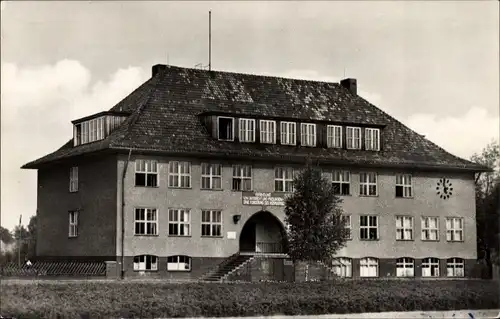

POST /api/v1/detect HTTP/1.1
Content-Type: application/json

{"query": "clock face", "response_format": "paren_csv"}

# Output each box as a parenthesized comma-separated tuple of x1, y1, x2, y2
(436, 178, 453, 199)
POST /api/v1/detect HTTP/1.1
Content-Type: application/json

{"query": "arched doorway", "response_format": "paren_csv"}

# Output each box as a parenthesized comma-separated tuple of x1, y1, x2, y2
(239, 211, 288, 254)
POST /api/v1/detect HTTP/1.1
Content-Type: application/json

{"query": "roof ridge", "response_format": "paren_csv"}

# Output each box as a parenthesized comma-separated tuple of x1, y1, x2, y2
(159, 64, 343, 86)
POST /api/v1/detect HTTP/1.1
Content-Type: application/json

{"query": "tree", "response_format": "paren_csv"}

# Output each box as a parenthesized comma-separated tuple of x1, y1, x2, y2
(11, 215, 37, 264)
(284, 160, 350, 281)
(0, 226, 14, 244)
(471, 140, 500, 278)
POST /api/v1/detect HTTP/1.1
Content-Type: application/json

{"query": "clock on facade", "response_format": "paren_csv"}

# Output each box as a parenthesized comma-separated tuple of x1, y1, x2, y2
(436, 178, 453, 199)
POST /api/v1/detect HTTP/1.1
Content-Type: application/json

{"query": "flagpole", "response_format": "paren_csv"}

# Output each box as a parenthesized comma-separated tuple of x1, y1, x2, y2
(18, 214, 22, 267)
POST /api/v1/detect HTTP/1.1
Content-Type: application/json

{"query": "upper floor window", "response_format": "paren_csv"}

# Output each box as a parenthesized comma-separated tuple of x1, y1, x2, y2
(168, 161, 191, 188)
(217, 117, 234, 141)
(396, 257, 414, 277)
(168, 208, 191, 236)
(260, 120, 276, 144)
(167, 255, 191, 271)
(133, 255, 158, 271)
(74, 117, 105, 146)
(343, 215, 352, 240)
(135, 160, 158, 187)
(201, 163, 222, 190)
(332, 257, 352, 278)
(332, 171, 350, 196)
(396, 174, 412, 198)
(446, 258, 464, 277)
(365, 128, 380, 151)
(360, 215, 378, 240)
(135, 208, 158, 236)
(346, 127, 361, 149)
(327, 125, 342, 148)
(201, 210, 222, 237)
(239, 118, 255, 143)
(68, 211, 78, 238)
(359, 172, 377, 196)
(300, 123, 316, 147)
(422, 257, 440, 277)
(396, 216, 413, 240)
(69, 167, 79, 192)
(280, 122, 296, 145)
(421, 217, 439, 241)
(232, 165, 252, 191)
(359, 257, 378, 277)
(446, 217, 464, 242)
(275, 167, 294, 192)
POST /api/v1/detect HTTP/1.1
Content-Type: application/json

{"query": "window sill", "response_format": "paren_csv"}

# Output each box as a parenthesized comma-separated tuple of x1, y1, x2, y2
(134, 234, 159, 237)
(359, 194, 379, 198)
(281, 143, 297, 146)
(68, 236, 78, 239)
(168, 187, 192, 190)
(395, 196, 414, 199)
(334, 194, 352, 197)
(218, 138, 235, 142)
(359, 238, 380, 241)
(201, 236, 224, 238)
(396, 239, 414, 242)
(201, 188, 223, 191)
(167, 269, 191, 272)
(133, 269, 158, 272)
(446, 240, 464, 243)
(168, 235, 192, 238)
(69, 190, 79, 194)
(421, 239, 440, 242)
(135, 185, 159, 188)
(231, 189, 254, 192)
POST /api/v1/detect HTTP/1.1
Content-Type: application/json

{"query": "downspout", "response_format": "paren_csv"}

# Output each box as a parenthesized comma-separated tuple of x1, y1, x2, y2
(121, 149, 133, 279)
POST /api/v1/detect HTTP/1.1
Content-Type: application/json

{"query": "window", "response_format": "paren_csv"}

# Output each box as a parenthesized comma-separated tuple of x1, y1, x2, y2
(360, 215, 378, 240)
(260, 120, 276, 144)
(135, 160, 158, 187)
(396, 216, 413, 240)
(360, 257, 378, 277)
(360, 172, 377, 196)
(396, 174, 412, 198)
(346, 127, 361, 149)
(446, 258, 464, 277)
(421, 217, 439, 241)
(167, 255, 191, 271)
(332, 258, 352, 277)
(422, 257, 440, 277)
(232, 165, 252, 191)
(365, 128, 380, 151)
(275, 167, 294, 192)
(201, 163, 222, 190)
(327, 125, 342, 148)
(446, 217, 464, 242)
(239, 118, 255, 142)
(133, 255, 158, 271)
(202, 210, 222, 237)
(300, 123, 316, 147)
(69, 167, 78, 192)
(68, 211, 78, 237)
(74, 117, 105, 146)
(343, 215, 352, 240)
(134, 208, 158, 236)
(168, 161, 191, 188)
(396, 257, 414, 277)
(332, 171, 350, 195)
(280, 122, 296, 145)
(168, 209, 191, 236)
(217, 117, 234, 141)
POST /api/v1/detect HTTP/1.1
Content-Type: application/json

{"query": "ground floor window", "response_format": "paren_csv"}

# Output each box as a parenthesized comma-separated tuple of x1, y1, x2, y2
(446, 258, 464, 277)
(422, 257, 440, 277)
(332, 257, 352, 277)
(360, 257, 378, 277)
(133, 255, 158, 271)
(167, 255, 191, 271)
(396, 257, 414, 277)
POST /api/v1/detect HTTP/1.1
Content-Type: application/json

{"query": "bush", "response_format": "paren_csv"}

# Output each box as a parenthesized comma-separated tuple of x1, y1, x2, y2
(0, 280, 498, 318)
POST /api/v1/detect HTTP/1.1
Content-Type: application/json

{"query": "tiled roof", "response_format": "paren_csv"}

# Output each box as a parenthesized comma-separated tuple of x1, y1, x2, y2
(22, 65, 488, 172)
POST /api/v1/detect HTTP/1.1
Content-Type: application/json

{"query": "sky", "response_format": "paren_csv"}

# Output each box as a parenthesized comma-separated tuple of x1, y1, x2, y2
(1, 1, 499, 230)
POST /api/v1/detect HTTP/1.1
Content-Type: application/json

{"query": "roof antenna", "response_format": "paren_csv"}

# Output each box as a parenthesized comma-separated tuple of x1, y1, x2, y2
(208, 10, 212, 71)
(344, 67, 346, 78)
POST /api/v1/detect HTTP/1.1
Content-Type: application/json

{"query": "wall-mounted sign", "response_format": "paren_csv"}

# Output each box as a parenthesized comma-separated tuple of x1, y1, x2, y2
(242, 192, 286, 206)
(284, 260, 293, 266)
(227, 231, 236, 239)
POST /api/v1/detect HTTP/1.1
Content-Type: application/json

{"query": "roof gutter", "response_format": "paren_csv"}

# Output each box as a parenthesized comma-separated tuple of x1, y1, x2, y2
(120, 148, 132, 279)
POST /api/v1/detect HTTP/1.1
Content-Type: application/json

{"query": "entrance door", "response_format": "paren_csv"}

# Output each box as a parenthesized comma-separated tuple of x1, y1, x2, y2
(239, 222, 256, 252)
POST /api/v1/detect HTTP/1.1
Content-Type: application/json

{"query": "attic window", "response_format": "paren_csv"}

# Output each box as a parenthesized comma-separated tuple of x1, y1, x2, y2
(73, 114, 127, 146)
(218, 117, 234, 141)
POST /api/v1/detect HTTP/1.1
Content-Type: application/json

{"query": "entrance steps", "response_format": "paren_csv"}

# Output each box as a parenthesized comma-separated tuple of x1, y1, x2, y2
(200, 254, 254, 282)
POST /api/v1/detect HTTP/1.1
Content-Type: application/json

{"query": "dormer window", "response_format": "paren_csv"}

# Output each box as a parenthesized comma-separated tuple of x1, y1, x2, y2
(327, 125, 342, 148)
(280, 122, 296, 145)
(346, 127, 361, 149)
(365, 128, 380, 151)
(238, 118, 255, 142)
(73, 112, 128, 146)
(260, 120, 276, 144)
(300, 123, 316, 147)
(218, 117, 234, 141)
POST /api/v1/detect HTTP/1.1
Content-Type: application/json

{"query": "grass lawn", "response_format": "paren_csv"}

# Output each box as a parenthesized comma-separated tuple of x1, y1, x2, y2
(0, 279, 498, 318)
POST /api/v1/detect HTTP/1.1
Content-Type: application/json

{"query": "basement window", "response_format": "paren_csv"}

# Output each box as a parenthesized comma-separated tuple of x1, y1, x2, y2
(133, 255, 158, 271)
(167, 255, 191, 271)
(217, 117, 234, 141)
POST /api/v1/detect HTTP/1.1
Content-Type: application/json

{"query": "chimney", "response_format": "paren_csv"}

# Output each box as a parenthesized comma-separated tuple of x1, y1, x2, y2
(340, 78, 357, 95)
(152, 64, 166, 77)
